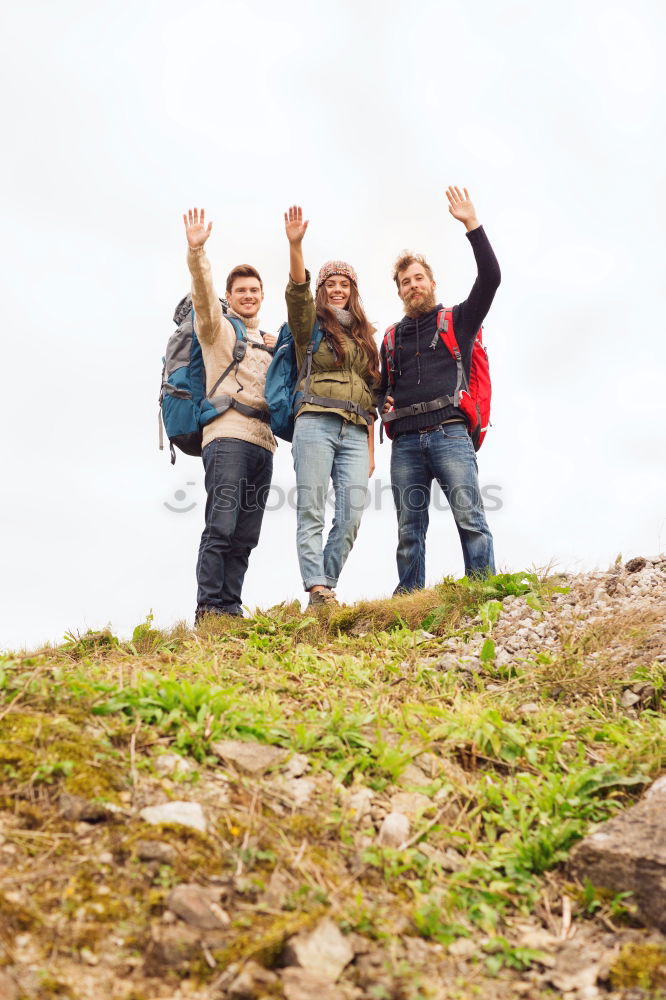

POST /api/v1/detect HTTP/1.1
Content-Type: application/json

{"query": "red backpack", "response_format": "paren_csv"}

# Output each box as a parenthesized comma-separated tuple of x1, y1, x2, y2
(381, 308, 491, 450)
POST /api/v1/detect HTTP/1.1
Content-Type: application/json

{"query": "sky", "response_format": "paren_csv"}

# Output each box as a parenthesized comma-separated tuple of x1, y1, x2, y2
(2, 0, 664, 651)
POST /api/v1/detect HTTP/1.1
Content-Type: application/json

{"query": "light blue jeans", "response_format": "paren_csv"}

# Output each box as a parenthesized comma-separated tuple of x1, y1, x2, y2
(291, 413, 369, 590)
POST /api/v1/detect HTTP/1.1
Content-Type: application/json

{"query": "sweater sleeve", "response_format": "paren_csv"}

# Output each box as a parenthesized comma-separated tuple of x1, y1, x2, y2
(285, 270, 317, 348)
(187, 246, 225, 348)
(453, 226, 501, 344)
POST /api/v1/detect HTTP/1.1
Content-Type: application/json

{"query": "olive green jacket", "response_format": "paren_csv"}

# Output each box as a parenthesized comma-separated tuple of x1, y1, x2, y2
(285, 272, 379, 427)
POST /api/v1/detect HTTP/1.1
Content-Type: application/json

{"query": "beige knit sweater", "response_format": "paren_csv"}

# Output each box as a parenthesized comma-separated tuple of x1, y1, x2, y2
(188, 247, 276, 454)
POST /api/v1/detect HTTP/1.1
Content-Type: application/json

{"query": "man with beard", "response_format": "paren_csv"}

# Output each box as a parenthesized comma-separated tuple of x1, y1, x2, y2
(379, 186, 501, 593)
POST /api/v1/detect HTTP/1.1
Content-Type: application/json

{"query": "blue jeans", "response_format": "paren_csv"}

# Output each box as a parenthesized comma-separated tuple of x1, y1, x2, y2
(291, 413, 369, 591)
(390, 423, 494, 593)
(196, 437, 273, 613)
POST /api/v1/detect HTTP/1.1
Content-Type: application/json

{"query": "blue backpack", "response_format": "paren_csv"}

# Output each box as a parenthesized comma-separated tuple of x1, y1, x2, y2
(159, 294, 272, 463)
(264, 321, 327, 442)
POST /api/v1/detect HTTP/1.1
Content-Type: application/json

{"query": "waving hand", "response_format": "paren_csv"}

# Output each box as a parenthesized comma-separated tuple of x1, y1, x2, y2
(183, 207, 213, 249)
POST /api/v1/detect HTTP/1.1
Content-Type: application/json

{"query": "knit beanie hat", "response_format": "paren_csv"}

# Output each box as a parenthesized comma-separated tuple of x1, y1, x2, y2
(316, 260, 358, 291)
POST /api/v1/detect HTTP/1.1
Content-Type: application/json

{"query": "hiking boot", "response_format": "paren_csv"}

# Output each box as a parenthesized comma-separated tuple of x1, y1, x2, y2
(194, 604, 243, 626)
(307, 588, 339, 608)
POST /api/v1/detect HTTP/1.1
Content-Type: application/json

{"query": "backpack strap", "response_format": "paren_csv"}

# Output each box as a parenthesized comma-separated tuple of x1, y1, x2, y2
(208, 393, 271, 424)
(382, 324, 398, 386)
(437, 308, 468, 404)
(206, 315, 249, 398)
(294, 321, 373, 425)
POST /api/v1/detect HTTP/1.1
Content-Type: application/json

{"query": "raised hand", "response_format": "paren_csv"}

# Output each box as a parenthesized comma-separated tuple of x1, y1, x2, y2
(284, 205, 309, 245)
(445, 186, 480, 231)
(183, 207, 213, 249)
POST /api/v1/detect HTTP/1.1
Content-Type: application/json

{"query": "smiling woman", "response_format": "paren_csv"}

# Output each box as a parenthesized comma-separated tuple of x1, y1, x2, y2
(283, 205, 381, 608)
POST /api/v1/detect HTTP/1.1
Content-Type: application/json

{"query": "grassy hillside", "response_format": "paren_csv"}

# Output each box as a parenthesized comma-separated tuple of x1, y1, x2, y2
(1, 562, 665, 999)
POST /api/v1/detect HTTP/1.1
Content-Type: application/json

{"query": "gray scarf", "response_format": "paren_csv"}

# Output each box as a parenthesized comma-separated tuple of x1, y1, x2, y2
(331, 306, 352, 329)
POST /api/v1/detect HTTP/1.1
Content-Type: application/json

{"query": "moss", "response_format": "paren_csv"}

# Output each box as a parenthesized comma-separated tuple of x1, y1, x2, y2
(191, 908, 326, 981)
(609, 942, 666, 990)
(33, 969, 75, 997)
(0, 891, 42, 932)
(0, 711, 126, 803)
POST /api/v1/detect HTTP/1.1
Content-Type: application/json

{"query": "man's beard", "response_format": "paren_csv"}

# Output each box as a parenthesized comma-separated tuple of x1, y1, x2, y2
(403, 288, 437, 318)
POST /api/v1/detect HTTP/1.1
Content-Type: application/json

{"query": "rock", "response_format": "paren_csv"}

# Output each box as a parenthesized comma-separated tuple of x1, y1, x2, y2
(347, 786, 373, 823)
(519, 702, 540, 716)
(227, 960, 279, 999)
(282, 918, 354, 983)
(153, 752, 197, 776)
(569, 776, 666, 931)
(418, 844, 464, 871)
(280, 777, 316, 807)
(377, 811, 410, 848)
(413, 630, 436, 644)
(281, 968, 347, 1000)
(0, 971, 18, 1000)
(448, 937, 476, 957)
(58, 792, 112, 823)
(282, 753, 310, 779)
(140, 801, 207, 833)
(143, 922, 202, 974)
(625, 557, 647, 573)
(135, 839, 178, 865)
(167, 884, 230, 930)
(389, 791, 432, 819)
(397, 763, 431, 788)
(263, 868, 292, 909)
(212, 738, 286, 775)
(545, 941, 602, 993)
(621, 689, 641, 708)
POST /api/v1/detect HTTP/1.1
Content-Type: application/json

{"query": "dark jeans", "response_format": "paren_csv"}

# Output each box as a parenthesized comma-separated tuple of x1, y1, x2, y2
(196, 437, 273, 614)
(390, 423, 495, 593)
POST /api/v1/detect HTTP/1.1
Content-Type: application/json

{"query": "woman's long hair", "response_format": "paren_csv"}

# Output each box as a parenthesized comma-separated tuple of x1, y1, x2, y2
(315, 283, 380, 382)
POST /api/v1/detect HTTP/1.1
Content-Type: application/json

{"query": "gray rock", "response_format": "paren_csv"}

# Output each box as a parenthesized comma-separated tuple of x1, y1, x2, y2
(135, 839, 178, 864)
(153, 752, 197, 776)
(620, 689, 641, 708)
(418, 844, 465, 872)
(140, 800, 207, 833)
(143, 923, 202, 974)
(281, 968, 346, 1000)
(58, 792, 112, 823)
(228, 960, 279, 999)
(347, 786, 373, 823)
(282, 753, 310, 779)
(569, 776, 666, 930)
(212, 738, 286, 775)
(282, 918, 353, 983)
(397, 763, 431, 788)
(389, 791, 432, 819)
(167, 884, 230, 930)
(545, 941, 602, 993)
(377, 811, 410, 848)
(280, 777, 316, 807)
(263, 868, 292, 909)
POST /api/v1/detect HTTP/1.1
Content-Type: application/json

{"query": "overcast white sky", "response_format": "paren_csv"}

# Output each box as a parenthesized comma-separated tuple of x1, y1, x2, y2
(2, 0, 664, 651)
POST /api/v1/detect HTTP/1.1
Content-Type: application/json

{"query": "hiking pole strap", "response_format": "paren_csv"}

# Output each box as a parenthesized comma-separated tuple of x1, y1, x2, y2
(382, 395, 456, 424)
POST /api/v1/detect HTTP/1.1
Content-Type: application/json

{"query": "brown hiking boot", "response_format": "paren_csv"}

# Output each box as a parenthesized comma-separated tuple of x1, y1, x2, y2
(307, 588, 339, 608)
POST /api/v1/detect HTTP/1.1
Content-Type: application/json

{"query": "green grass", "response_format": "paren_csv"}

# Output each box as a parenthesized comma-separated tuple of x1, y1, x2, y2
(1, 570, 665, 998)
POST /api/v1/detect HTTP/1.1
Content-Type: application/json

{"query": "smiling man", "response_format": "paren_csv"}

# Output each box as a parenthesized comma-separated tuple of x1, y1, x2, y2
(379, 186, 501, 593)
(183, 208, 277, 624)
